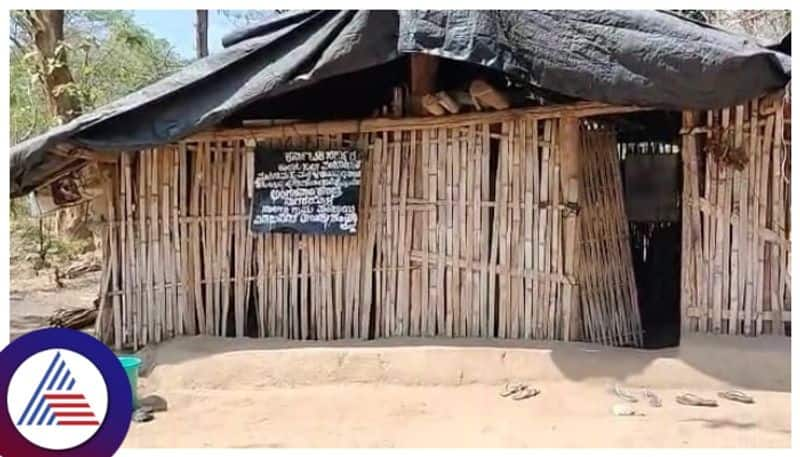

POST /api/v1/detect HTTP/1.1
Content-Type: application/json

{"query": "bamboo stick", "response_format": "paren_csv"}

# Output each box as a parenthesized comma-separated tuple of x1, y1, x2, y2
(218, 145, 232, 336)
(756, 114, 774, 335)
(358, 134, 373, 338)
(728, 106, 744, 334)
(528, 119, 540, 339)
(119, 154, 131, 348)
(465, 124, 478, 336)
(444, 127, 455, 337)
(190, 143, 206, 335)
(105, 165, 121, 349)
(480, 124, 490, 337)
(547, 120, 560, 339)
(455, 127, 466, 336)
(509, 121, 522, 338)
(417, 130, 430, 336)
(436, 129, 449, 335)
(138, 150, 150, 346)
(425, 129, 437, 336)
(397, 131, 411, 336)
(772, 106, 787, 335)
(372, 135, 383, 337)
(162, 149, 174, 339)
(150, 148, 163, 343)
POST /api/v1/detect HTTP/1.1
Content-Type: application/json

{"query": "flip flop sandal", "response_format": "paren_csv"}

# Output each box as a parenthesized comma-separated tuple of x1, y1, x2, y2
(718, 390, 755, 404)
(511, 386, 541, 401)
(611, 403, 641, 416)
(643, 390, 662, 407)
(132, 407, 155, 423)
(676, 393, 718, 407)
(500, 383, 525, 398)
(614, 384, 639, 403)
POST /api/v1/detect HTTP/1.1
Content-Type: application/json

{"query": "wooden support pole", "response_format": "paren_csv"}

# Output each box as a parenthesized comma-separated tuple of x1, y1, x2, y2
(409, 53, 439, 116)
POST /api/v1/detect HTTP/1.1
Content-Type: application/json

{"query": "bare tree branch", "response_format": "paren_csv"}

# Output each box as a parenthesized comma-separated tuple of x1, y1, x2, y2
(10, 34, 26, 51)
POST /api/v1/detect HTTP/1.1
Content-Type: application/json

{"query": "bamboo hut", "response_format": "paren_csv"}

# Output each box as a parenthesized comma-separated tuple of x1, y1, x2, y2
(10, 11, 792, 350)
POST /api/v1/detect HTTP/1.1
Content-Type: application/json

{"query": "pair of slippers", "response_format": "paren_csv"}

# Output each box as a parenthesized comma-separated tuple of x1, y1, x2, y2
(499, 382, 541, 400)
(718, 390, 755, 404)
(676, 390, 754, 407)
(613, 384, 662, 408)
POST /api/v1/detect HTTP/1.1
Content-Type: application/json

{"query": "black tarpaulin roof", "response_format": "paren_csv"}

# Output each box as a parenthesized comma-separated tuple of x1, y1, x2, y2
(9, 10, 791, 197)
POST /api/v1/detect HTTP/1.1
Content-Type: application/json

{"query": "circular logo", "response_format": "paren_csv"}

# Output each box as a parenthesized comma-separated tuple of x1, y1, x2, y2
(7, 349, 109, 450)
(0, 329, 132, 457)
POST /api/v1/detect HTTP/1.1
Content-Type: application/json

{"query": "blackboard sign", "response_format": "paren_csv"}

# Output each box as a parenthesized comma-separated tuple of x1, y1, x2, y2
(250, 147, 361, 234)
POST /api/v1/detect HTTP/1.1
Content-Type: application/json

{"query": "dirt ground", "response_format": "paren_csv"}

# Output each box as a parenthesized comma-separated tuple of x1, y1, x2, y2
(9, 275, 791, 448)
(122, 335, 791, 448)
(124, 383, 789, 448)
(9, 267, 99, 341)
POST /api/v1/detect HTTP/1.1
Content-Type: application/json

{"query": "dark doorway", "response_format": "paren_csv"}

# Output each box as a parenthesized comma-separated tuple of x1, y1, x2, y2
(620, 141, 682, 348)
(629, 222, 682, 348)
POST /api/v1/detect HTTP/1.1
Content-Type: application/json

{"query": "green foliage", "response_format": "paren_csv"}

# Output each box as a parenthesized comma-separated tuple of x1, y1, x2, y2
(9, 47, 48, 139)
(10, 10, 186, 143)
(10, 10, 187, 271)
(10, 210, 93, 270)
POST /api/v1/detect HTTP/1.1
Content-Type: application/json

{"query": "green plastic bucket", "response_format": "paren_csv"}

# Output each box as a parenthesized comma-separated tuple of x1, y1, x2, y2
(118, 356, 142, 410)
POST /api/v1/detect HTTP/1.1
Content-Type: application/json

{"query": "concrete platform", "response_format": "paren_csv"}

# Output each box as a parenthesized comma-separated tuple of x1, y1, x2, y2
(138, 333, 790, 392)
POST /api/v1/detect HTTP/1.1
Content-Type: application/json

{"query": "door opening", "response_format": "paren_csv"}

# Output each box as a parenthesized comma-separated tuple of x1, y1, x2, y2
(621, 141, 682, 348)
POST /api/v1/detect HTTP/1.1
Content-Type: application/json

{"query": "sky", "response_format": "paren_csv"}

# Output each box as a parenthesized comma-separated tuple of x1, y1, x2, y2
(131, 10, 241, 58)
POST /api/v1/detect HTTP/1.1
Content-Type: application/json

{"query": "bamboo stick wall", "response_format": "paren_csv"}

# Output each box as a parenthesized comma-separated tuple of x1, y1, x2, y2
(681, 91, 791, 336)
(95, 114, 646, 349)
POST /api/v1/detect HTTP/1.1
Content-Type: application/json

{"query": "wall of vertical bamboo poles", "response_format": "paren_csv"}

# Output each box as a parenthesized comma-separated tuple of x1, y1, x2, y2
(96, 114, 648, 350)
(681, 90, 791, 336)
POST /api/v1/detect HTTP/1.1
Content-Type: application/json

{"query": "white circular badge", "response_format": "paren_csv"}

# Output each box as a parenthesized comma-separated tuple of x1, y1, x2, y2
(6, 348, 109, 450)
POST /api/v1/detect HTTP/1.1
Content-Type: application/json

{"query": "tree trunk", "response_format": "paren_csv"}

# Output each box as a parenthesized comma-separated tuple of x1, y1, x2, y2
(25, 10, 81, 123)
(25, 10, 91, 241)
(196, 10, 209, 58)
